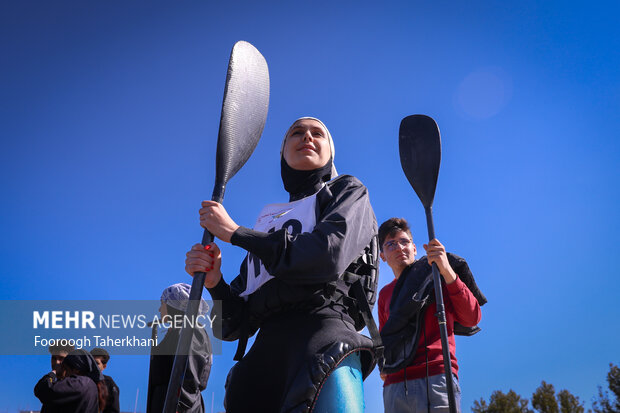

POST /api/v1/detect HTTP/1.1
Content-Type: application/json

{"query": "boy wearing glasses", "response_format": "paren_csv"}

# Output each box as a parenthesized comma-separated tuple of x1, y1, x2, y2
(377, 217, 485, 413)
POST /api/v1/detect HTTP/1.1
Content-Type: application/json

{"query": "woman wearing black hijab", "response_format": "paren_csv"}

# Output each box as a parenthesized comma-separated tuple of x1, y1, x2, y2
(185, 117, 378, 412)
(35, 348, 106, 413)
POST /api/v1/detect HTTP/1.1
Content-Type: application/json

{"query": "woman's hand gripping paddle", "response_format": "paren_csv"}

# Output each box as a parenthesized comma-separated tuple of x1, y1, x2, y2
(163, 41, 270, 413)
(399, 114, 457, 413)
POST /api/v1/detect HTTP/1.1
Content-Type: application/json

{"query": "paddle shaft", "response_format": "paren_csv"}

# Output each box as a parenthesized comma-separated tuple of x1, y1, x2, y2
(425, 206, 457, 413)
(145, 320, 159, 412)
(162, 184, 224, 413)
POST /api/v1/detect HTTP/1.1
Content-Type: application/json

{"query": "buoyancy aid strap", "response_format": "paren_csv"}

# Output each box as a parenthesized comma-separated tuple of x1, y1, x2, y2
(233, 308, 250, 361)
(346, 273, 384, 360)
(233, 332, 248, 361)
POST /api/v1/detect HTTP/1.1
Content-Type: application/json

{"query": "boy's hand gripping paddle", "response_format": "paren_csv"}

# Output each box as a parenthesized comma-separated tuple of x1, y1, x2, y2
(163, 40, 269, 413)
(399, 114, 456, 413)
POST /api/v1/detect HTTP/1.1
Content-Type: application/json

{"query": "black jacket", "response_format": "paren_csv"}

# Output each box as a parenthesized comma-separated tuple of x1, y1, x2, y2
(102, 374, 120, 413)
(207, 175, 379, 412)
(208, 175, 377, 340)
(146, 327, 212, 413)
(35, 372, 98, 413)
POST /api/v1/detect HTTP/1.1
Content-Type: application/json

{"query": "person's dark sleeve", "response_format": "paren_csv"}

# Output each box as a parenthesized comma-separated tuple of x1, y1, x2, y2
(206, 270, 248, 341)
(102, 376, 120, 413)
(34, 372, 83, 405)
(178, 359, 203, 410)
(112, 387, 120, 413)
(178, 329, 212, 411)
(230, 176, 377, 285)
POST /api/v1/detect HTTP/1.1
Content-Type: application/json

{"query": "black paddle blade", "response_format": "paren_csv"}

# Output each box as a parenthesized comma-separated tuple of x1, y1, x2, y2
(399, 115, 441, 209)
(215, 41, 270, 192)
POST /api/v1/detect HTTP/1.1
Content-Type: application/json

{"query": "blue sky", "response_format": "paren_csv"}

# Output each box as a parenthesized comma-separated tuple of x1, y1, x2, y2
(1, 1, 619, 412)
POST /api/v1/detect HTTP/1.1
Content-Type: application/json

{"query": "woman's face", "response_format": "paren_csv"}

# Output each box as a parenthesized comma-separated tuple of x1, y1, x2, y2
(283, 119, 331, 171)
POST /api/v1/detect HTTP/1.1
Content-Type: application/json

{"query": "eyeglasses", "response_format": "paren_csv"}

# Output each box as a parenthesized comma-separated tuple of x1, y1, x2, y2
(383, 238, 413, 251)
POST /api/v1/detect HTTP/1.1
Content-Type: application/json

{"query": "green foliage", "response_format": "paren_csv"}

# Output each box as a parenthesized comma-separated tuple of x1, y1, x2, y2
(532, 381, 559, 413)
(557, 390, 584, 413)
(472, 390, 533, 413)
(472, 363, 617, 413)
(530, 381, 584, 413)
(592, 363, 620, 413)
(472, 383, 584, 413)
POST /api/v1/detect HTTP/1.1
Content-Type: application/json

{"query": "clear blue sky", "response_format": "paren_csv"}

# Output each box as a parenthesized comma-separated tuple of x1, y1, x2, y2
(1, 1, 619, 412)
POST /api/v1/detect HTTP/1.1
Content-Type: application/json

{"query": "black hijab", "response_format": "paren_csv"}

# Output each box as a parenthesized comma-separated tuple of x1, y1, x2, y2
(63, 349, 104, 383)
(280, 117, 337, 201)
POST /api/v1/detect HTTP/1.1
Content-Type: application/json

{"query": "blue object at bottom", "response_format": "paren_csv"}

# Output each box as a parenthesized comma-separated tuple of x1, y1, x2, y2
(313, 351, 364, 413)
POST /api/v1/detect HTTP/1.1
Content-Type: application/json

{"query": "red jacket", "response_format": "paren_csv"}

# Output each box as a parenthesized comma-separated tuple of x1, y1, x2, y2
(378, 274, 481, 386)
